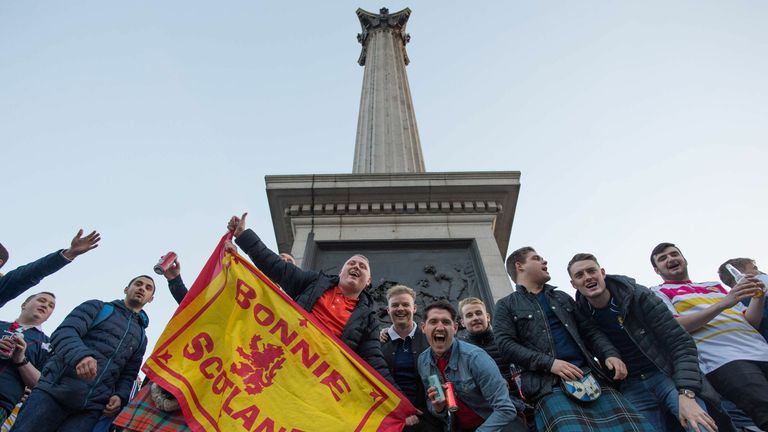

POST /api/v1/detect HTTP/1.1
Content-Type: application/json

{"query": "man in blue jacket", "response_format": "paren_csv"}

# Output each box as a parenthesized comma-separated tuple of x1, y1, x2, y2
(418, 300, 527, 432)
(0, 229, 100, 309)
(10, 275, 154, 432)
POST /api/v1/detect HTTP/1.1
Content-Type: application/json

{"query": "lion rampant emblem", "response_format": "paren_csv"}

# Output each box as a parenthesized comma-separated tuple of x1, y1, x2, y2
(230, 334, 286, 395)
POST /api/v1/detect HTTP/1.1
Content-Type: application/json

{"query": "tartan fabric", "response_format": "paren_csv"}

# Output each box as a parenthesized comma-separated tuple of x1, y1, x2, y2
(113, 385, 190, 432)
(535, 387, 653, 432)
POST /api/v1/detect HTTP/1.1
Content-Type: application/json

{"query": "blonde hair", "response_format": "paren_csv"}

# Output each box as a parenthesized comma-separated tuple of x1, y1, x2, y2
(458, 297, 486, 313)
(386, 285, 416, 301)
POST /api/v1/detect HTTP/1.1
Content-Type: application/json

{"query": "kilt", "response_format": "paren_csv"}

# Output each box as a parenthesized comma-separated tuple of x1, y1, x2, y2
(113, 385, 190, 432)
(535, 387, 653, 432)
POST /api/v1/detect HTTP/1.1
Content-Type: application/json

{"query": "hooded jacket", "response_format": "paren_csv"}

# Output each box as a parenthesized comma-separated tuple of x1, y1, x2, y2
(37, 299, 148, 411)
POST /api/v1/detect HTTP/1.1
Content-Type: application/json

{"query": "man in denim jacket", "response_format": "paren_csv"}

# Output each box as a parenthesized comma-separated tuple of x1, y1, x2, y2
(417, 300, 527, 432)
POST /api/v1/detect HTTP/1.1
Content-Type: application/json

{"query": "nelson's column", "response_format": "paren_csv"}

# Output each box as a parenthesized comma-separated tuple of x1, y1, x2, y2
(265, 7, 520, 324)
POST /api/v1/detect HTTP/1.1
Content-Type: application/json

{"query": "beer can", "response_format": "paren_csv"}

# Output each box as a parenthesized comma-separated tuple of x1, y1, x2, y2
(154, 252, 178, 275)
(444, 382, 459, 412)
(428, 375, 445, 401)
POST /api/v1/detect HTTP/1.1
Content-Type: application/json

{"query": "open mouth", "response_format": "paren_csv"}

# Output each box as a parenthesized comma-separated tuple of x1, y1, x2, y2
(432, 332, 447, 343)
(348, 269, 360, 278)
(667, 261, 681, 271)
(585, 281, 598, 289)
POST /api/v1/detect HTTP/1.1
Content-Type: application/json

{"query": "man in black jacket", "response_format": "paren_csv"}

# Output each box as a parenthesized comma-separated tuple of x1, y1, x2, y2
(458, 298, 527, 404)
(568, 253, 717, 432)
(494, 246, 651, 432)
(227, 213, 418, 427)
(10, 275, 154, 432)
(381, 285, 441, 431)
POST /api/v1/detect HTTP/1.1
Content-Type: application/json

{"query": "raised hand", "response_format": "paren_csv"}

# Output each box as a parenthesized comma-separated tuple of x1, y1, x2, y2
(163, 257, 181, 280)
(62, 229, 101, 260)
(227, 213, 248, 237)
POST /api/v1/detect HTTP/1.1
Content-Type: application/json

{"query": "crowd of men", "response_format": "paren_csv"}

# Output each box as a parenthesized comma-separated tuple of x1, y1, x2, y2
(1, 218, 766, 432)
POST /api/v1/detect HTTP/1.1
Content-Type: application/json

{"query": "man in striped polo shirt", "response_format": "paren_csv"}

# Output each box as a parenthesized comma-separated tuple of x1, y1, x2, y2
(650, 242, 768, 430)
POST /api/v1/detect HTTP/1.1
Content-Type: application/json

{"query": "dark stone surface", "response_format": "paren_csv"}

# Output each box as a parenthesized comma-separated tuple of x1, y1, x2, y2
(305, 239, 493, 328)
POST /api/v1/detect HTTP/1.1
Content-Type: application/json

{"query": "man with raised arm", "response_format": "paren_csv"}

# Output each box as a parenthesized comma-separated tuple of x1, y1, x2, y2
(10, 275, 154, 432)
(650, 242, 768, 430)
(0, 230, 100, 309)
(493, 246, 651, 432)
(227, 213, 418, 426)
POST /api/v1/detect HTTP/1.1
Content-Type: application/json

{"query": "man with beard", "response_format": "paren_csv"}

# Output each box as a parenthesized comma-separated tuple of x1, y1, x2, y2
(650, 242, 768, 431)
(418, 300, 527, 432)
(11, 275, 154, 432)
(494, 247, 652, 432)
(227, 213, 418, 427)
(568, 253, 719, 432)
(0, 292, 56, 425)
(381, 285, 441, 431)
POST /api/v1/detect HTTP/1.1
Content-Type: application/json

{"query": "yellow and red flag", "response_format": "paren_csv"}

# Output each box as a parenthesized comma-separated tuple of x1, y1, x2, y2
(143, 233, 416, 432)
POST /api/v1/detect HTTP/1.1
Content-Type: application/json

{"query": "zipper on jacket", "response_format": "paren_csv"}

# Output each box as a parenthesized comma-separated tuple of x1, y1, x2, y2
(527, 293, 557, 364)
(82, 310, 134, 409)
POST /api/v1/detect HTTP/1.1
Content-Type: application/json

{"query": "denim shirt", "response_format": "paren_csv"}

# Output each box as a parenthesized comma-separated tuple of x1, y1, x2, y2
(417, 339, 517, 432)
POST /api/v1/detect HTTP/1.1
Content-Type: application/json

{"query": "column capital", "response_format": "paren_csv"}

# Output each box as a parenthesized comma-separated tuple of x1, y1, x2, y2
(356, 7, 411, 66)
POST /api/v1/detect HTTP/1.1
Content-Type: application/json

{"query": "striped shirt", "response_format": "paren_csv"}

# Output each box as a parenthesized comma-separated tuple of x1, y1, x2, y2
(651, 280, 768, 373)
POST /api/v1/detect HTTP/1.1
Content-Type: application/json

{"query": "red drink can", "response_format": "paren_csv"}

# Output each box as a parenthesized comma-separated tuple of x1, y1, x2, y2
(444, 382, 458, 412)
(154, 252, 177, 275)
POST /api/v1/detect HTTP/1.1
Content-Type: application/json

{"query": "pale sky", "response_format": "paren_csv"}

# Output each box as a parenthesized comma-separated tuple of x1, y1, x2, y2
(2, 1, 767, 364)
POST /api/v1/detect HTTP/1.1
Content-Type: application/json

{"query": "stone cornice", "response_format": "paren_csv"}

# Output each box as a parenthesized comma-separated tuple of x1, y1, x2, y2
(266, 171, 520, 256)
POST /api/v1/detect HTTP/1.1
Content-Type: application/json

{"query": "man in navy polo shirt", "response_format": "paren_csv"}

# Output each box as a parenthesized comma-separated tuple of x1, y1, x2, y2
(0, 291, 56, 424)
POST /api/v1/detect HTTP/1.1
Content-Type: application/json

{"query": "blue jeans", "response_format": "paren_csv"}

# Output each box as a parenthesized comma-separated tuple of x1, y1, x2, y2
(620, 371, 707, 432)
(10, 388, 102, 432)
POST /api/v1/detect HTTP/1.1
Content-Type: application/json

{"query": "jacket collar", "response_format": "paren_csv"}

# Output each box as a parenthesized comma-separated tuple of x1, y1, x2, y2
(574, 274, 637, 317)
(112, 299, 150, 328)
(515, 283, 556, 296)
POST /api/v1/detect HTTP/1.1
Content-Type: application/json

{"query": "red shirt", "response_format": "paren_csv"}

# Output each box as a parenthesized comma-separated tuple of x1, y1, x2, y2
(311, 286, 358, 338)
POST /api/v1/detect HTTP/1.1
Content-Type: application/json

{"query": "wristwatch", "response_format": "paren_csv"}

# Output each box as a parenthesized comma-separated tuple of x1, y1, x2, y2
(679, 389, 696, 399)
(13, 357, 29, 367)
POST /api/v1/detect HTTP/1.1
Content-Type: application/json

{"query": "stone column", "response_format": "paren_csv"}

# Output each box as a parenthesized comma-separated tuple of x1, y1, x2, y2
(353, 8, 425, 173)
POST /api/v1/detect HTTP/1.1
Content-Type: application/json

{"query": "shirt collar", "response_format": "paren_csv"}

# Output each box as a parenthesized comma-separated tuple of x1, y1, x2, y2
(387, 321, 417, 340)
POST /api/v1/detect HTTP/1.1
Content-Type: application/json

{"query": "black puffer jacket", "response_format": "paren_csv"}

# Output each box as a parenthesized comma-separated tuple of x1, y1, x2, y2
(575, 275, 703, 393)
(235, 229, 395, 385)
(37, 299, 148, 410)
(493, 284, 620, 403)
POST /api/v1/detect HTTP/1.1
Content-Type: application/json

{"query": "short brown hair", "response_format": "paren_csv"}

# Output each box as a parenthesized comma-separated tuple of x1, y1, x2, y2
(567, 253, 600, 276)
(386, 285, 416, 301)
(22, 291, 56, 305)
(718, 258, 754, 288)
(506, 246, 535, 282)
(424, 300, 457, 322)
(650, 242, 680, 268)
